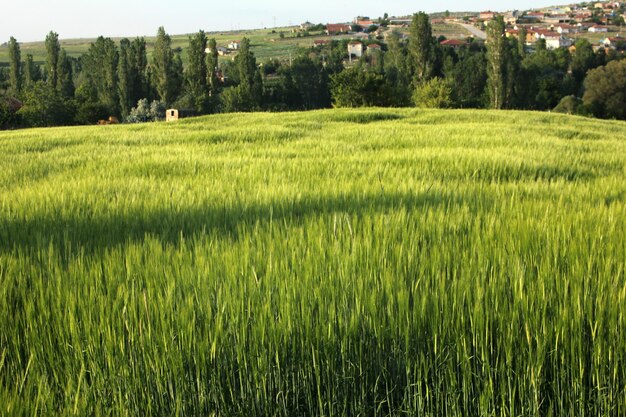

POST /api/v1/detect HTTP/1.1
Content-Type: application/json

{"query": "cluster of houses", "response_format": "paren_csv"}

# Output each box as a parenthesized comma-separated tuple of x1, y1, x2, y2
(205, 40, 241, 57)
(312, 2, 623, 60)
(478, 1, 625, 51)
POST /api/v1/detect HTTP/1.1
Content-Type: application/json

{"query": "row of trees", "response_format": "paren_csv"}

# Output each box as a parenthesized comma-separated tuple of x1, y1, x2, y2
(1, 16, 626, 129)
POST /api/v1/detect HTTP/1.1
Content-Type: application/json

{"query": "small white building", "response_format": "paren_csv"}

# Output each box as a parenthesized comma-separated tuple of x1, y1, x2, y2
(228, 41, 241, 50)
(589, 25, 609, 33)
(348, 41, 363, 58)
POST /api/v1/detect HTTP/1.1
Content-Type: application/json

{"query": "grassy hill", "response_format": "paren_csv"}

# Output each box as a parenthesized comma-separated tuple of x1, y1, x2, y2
(1, 108, 625, 415)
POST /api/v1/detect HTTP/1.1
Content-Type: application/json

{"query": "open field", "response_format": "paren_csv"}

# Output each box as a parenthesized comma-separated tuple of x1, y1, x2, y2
(0, 108, 625, 416)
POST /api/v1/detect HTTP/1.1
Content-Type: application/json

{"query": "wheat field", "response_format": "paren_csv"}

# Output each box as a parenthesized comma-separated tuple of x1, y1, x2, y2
(0, 109, 625, 416)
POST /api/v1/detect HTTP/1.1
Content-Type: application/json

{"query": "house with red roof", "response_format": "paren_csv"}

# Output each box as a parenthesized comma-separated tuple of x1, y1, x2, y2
(440, 39, 467, 49)
(326, 24, 352, 35)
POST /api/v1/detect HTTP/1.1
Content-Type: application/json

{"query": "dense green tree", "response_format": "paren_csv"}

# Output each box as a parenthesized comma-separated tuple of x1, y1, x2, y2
(83, 37, 119, 113)
(486, 16, 508, 109)
(518, 26, 527, 59)
(520, 49, 568, 110)
(185, 30, 208, 111)
(413, 77, 453, 108)
(583, 59, 626, 120)
(206, 38, 220, 97)
(281, 55, 327, 110)
(449, 50, 487, 108)
(45, 31, 61, 88)
(222, 38, 263, 112)
(383, 31, 412, 106)
(330, 67, 392, 107)
(17, 81, 74, 127)
(23, 54, 40, 88)
(117, 38, 133, 117)
(553, 95, 586, 115)
(571, 39, 597, 90)
(8, 37, 22, 95)
(409, 12, 435, 83)
(131, 37, 149, 101)
(151, 27, 178, 104)
(57, 49, 74, 99)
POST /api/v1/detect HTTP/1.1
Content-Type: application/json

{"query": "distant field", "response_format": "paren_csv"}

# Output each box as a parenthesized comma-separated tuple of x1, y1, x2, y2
(0, 24, 471, 65)
(0, 108, 624, 415)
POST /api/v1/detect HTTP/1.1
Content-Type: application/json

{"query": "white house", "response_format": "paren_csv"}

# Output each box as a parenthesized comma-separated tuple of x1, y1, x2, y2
(228, 41, 241, 50)
(589, 25, 609, 32)
(348, 41, 363, 58)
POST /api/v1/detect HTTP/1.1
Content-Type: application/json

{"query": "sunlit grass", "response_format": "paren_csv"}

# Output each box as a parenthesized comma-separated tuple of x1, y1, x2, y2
(0, 108, 625, 416)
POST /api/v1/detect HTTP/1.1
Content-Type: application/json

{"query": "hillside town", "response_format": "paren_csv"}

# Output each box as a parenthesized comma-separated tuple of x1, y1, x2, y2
(303, 1, 626, 58)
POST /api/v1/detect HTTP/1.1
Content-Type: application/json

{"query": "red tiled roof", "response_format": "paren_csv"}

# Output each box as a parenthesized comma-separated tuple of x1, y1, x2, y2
(440, 39, 467, 46)
(326, 24, 351, 32)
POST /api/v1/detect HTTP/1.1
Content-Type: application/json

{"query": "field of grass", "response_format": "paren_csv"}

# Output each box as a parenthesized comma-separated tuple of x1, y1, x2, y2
(0, 108, 625, 416)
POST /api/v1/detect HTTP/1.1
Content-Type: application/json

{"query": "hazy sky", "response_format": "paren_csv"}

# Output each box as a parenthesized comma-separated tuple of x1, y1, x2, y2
(2, 0, 552, 43)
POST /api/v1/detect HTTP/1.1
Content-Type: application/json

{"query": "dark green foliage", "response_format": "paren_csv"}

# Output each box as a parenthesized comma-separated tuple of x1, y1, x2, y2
(82, 37, 119, 115)
(206, 38, 220, 96)
(45, 31, 60, 88)
(0, 97, 21, 129)
(520, 49, 569, 111)
(17, 81, 74, 127)
(117, 38, 133, 118)
(74, 101, 111, 125)
(185, 31, 208, 112)
(331, 67, 392, 107)
(553, 95, 587, 115)
(486, 16, 508, 109)
(409, 12, 435, 83)
(571, 39, 598, 91)
(279, 55, 329, 110)
(583, 59, 626, 119)
(8, 37, 21, 95)
(449, 50, 487, 108)
(383, 31, 412, 106)
(222, 38, 263, 112)
(131, 38, 150, 101)
(151, 27, 179, 104)
(57, 49, 74, 99)
(22, 54, 40, 88)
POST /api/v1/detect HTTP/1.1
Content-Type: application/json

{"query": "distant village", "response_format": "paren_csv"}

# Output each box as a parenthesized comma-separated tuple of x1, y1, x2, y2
(212, 1, 625, 59)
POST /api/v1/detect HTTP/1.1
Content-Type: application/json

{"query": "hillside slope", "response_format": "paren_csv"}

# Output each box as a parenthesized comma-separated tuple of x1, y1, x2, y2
(1, 109, 625, 416)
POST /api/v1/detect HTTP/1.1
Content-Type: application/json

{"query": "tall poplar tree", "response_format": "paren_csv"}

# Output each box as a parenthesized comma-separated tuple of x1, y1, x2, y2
(8, 37, 22, 95)
(57, 48, 74, 98)
(409, 12, 435, 83)
(131, 37, 149, 101)
(83, 37, 119, 112)
(118, 38, 133, 117)
(185, 30, 208, 109)
(486, 16, 507, 109)
(206, 38, 220, 96)
(23, 54, 39, 87)
(518, 26, 527, 59)
(151, 27, 176, 104)
(45, 31, 61, 88)
(222, 38, 262, 112)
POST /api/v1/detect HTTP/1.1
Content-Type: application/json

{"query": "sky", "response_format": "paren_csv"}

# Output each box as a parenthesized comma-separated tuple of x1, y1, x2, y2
(1, 0, 553, 43)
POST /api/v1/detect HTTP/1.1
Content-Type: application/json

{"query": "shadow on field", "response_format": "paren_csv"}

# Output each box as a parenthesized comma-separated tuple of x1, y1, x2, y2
(0, 190, 489, 255)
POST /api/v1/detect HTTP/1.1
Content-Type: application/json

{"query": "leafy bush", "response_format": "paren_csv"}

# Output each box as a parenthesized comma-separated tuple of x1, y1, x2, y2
(583, 59, 626, 120)
(413, 77, 453, 108)
(126, 99, 166, 123)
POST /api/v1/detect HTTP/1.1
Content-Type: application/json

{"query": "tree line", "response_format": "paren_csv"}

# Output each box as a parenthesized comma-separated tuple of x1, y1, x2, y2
(1, 15, 625, 129)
